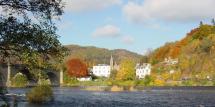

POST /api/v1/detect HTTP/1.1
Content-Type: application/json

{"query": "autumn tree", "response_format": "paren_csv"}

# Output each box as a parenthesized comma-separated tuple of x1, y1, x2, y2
(116, 59, 135, 81)
(199, 38, 214, 53)
(66, 58, 88, 78)
(193, 25, 215, 40)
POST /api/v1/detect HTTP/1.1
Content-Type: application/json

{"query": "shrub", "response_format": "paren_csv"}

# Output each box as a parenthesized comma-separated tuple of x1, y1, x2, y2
(38, 78, 51, 85)
(26, 85, 53, 104)
(135, 76, 154, 86)
(182, 80, 195, 86)
(154, 79, 165, 86)
(63, 73, 78, 85)
(11, 72, 28, 87)
(112, 80, 136, 86)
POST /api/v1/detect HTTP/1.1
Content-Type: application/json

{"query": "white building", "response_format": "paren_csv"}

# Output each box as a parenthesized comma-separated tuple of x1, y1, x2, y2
(77, 76, 92, 81)
(92, 64, 111, 77)
(135, 63, 151, 79)
(164, 57, 178, 65)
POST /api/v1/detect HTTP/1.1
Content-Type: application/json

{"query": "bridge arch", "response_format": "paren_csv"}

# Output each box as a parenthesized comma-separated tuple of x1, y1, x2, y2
(46, 71, 59, 85)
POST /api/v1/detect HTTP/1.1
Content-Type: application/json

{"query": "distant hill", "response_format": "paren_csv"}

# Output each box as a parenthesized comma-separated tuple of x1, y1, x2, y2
(64, 45, 142, 66)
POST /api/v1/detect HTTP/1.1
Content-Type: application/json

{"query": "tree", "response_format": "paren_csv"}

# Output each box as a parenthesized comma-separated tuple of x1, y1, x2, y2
(200, 21, 203, 26)
(200, 38, 213, 53)
(0, 0, 63, 26)
(193, 25, 214, 40)
(11, 73, 28, 87)
(0, 1, 64, 105)
(143, 75, 154, 86)
(116, 59, 135, 81)
(212, 18, 215, 26)
(140, 55, 149, 64)
(66, 58, 88, 78)
(109, 69, 118, 80)
(0, 0, 64, 64)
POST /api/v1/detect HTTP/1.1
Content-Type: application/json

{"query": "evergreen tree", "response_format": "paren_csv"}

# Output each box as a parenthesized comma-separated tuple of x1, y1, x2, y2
(200, 21, 203, 26)
(212, 18, 215, 26)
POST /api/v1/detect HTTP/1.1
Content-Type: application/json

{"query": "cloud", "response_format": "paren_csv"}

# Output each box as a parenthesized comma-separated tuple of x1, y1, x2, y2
(123, 0, 215, 23)
(64, 0, 122, 12)
(92, 24, 121, 37)
(121, 36, 134, 44)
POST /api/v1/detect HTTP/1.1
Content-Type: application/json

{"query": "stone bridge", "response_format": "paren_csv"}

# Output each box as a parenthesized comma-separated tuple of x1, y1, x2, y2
(0, 63, 63, 87)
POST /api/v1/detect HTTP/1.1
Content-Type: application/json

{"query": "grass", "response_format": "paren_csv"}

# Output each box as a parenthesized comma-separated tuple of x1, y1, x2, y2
(63, 76, 215, 87)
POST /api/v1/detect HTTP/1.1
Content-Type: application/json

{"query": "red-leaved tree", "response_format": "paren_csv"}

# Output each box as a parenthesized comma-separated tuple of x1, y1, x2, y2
(66, 58, 88, 77)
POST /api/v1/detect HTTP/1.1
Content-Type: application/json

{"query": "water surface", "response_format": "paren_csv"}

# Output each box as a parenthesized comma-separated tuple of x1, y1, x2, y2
(7, 87, 215, 107)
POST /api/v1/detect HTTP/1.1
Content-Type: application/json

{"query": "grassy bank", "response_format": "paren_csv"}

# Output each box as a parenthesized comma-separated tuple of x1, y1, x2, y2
(63, 77, 215, 87)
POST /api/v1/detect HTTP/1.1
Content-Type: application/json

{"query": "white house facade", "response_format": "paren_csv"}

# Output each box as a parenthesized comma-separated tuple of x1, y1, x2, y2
(77, 76, 92, 81)
(92, 64, 111, 77)
(135, 63, 151, 79)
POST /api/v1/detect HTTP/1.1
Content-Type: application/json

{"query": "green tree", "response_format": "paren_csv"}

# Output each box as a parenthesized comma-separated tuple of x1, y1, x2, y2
(11, 73, 28, 87)
(143, 75, 154, 86)
(200, 21, 203, 26)
(109, 69, 118, 80)
(212, 18, 215, 26)
(0, 0, 64, 66)
(0, 17, 66, 69)
(116, 59, 135, 81)
(0, 1, 64, 106)
(0, 0, 63, 26)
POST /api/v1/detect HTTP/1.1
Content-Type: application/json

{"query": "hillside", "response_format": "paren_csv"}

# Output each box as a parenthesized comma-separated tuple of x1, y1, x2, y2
(64, 45, 142, 66)
(150, 24, 215, 62)
(148, 24, 215, 86)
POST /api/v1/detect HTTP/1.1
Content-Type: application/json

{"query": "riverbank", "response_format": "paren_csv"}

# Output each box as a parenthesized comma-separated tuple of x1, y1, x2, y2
(63, 77, 215, 88)
(60, 85, 215, 92)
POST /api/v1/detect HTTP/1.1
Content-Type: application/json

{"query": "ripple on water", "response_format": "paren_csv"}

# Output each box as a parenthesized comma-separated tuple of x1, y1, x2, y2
(6, 87, 215, 107)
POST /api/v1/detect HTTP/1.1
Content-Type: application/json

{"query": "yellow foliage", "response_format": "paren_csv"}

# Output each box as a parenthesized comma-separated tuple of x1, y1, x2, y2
(161, 72, 170, 81)
(154, 79, 165, 86)
(172, 71, 182, 81)
(116, 59, 135, 81)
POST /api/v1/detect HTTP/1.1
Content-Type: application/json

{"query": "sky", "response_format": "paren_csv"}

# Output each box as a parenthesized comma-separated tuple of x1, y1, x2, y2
(55, 0, 215, 55)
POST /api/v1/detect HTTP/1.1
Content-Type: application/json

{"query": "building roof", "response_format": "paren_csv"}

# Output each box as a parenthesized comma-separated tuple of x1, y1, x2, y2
(135, 63, 151, 69)
(96, 64, 109, 66)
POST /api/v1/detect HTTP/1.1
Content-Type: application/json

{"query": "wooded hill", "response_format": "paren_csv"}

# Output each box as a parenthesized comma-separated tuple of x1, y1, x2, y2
(149, 23, 215, 85)
(64, 45, 142, 67)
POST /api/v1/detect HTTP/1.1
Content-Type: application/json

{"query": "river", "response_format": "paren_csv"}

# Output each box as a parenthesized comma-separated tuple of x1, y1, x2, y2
(5, 87, 215, 107)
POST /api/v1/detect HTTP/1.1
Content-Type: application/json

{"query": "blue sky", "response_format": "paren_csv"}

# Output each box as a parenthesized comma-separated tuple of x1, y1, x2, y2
(56, 0, 215, 54)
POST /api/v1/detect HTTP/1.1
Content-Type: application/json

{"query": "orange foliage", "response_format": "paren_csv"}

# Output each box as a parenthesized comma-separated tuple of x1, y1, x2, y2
(154, 43, 172, 60)
(66, 58, 88, 77)
(153, 28, 194, 60)
(186, 28, 199, 38)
